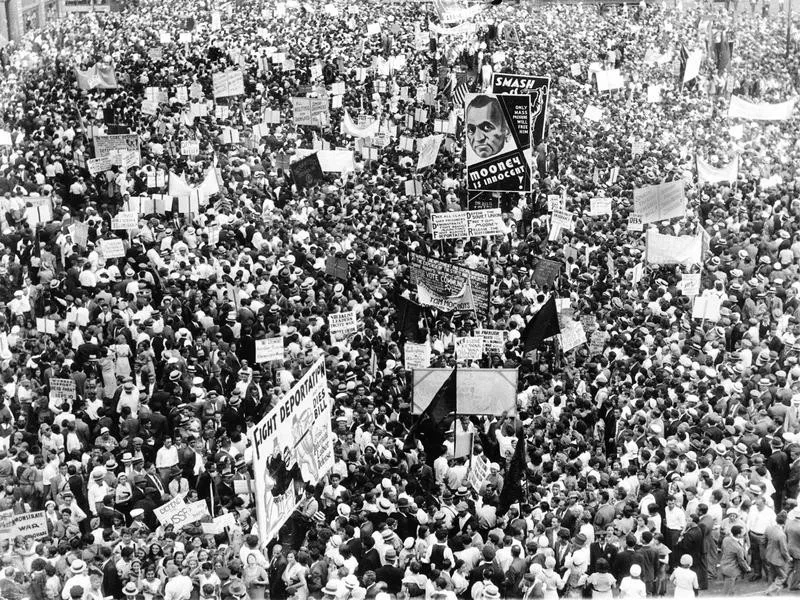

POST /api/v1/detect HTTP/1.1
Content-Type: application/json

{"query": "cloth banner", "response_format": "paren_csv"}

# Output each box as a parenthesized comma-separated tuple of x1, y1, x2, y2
(75, 64, 118, 90)
(728, 96, 797, 120)
(417, 281, 474, 312)
(645, 230, 703, 266)
(696, 155, 738, 184)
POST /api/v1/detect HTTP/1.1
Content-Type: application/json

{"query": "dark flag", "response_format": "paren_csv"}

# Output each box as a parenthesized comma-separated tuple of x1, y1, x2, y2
(499, 427, 527, 513)
(678, 44, 688, 82)
(290, 154, 323, 189)
(395, 294, 423, 342)
(522, 295, 560, 351)
(422, 368, 456, 425)
(716, 32, 733, 75)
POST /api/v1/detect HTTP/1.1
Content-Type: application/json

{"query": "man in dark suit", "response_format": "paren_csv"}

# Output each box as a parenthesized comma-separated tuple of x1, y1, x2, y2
(268, 544, 288, 600)
(612, 535, 637, 583)
(766, 437, 789, 509)
(589, 528, 618, 574)
(375, 548, 404, 594)
(678, 515, 706, 589)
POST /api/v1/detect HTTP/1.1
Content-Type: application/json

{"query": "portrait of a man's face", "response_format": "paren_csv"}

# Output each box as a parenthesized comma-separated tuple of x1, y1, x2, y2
(466, 95, 509, 159)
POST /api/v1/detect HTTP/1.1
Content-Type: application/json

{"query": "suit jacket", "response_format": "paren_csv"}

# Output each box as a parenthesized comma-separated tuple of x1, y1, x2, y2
(720, 535, 750, 577)
(764, 524, 790, 566)
(268, 555, 288, 599)
(589, 541, 618, 573)
(786, 518, 800, 559)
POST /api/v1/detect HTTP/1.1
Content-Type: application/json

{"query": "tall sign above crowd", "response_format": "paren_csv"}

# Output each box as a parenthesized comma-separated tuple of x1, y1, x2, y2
(248, 358, 334, 545)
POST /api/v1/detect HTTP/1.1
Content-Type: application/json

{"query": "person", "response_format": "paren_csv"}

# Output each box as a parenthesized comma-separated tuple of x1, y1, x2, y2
(764, 511, 791, 595)
(670, 555, 699, 600)
(585, 558, 615, 600)
(242, 554, 269, 600)
(720, 525, 751, 596)
(281, 551, 309, 600)
(465, 95, 511, 160)
(618, 565, 646, 600)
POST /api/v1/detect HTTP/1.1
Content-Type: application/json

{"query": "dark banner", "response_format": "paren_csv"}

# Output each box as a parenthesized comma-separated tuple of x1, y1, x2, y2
(491, 73, 550, 146)
(465, 93, 531, 193)
(290, 154, 323, 189)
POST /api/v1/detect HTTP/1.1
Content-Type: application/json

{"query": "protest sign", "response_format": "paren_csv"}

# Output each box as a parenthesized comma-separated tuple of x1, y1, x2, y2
(110, 211, 138, 230)
(551, 208, 575, 231)
(475, 329, 506, 354)
(558, 319, 587, 352)
(93, 134, 141, 166)
(627, 214, 644, 232)
(36, 318, 56, 334)
(466, 208, 504, 237)
(404, 342, 431, 370)
(595, 69, 624, 92)
(255, 338, 284, 363)
(87, 157, 112, 176)
(467, 454, 491, 492)
(416, 134, 443, 169)
(325, 256, 349, 280)
(633, 180, 686, 223)
(465, 93, 531, 193)
(8, 511, 48, 539)
(181, 140, 200, 156)
(329, 311, 358, 344)
(584, 105, 603, 122)
(589, 330, 610, 355)
(692, 295, 722, 321)
(410, 253, 490, 317)
(589, 198, 612, 216)
(431, 211, 468, 240)
(678, 274, 701, 297)
(533, 259, 562, 289)
(455, 337, 485, 361)
(291, 97, 329, 127)
(0, 131, 12, 146)
(100, 238, 126, 259)
(490, 73, 550, 145)
(249, 358, 333, 544)
(50, 378, 76, 402)
(405, 180, 423, 196)
(212, 70, 245, 98)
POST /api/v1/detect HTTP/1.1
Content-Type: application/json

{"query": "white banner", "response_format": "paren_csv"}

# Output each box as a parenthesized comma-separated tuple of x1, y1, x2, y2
(589, 198, 612, 216)
(417, 281, 474, 312)
(633, 180, 686, 224)
(692, 294, 722, 321)
(677, 274, 701, 297)
(475, 329, 506, 354)
(645, 230, 703, 266)
(249, 359, 333, 545)
(728, 95, 797, 120)
(558, 319, 587, 352)
(212, 70, 245, 98)
(596, 69, 624, 92)
(683, 49, 703, 83)
(697, 155, 738, 184)
(100, 238, 126, 259)
(431, 211, 468, 240)
(110, 211, 138, 231)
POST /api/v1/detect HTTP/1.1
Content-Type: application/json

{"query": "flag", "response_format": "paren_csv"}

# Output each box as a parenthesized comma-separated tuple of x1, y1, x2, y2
(75, 64, 118, 91)
(421, 368, 456, 425)
(499, 427, 526, 513)
(715, 32, 733, 75)
(452, 81, 469, 110)
(395, 294, 423, 341)
(522, 295, 561, 351)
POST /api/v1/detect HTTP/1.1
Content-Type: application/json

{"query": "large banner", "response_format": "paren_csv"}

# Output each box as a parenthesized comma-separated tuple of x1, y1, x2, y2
(249, 358, 333, 545)
(633, 180, 686, 224)
(646, 230, 703, 266)
(697, 155, 738, 184)
(491, 73, 550, 145)
(409, 253, 490, 317)
(728, 95, 797, 120)
(417, 281, 474, 312)
(465, 93, 532, 193)
(212, 70, 245, 98)
(412, 368, 517, 416)
(293, 98, 330, 127)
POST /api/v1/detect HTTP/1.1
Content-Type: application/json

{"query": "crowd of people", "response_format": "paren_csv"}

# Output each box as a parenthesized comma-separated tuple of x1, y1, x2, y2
(1, 0, 800, 598)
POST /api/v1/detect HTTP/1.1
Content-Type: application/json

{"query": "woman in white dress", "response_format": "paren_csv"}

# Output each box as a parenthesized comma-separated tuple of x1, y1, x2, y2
(670, 554, 699, 600)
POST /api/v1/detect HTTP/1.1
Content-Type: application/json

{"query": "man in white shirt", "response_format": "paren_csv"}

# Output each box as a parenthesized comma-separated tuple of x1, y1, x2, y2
(164, 563, 193, 600)
(665, 495, 687, 555)
(156, 437, 179, 483)
(747, 493, 776, 579)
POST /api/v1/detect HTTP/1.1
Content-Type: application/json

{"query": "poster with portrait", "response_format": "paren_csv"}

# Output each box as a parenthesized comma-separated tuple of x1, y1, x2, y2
(464, 93, 531, 193)
(248, 358, 334, 545)
(490, 73, 550, 145)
